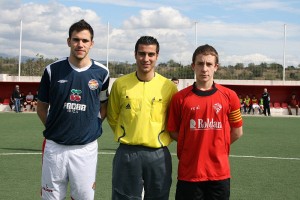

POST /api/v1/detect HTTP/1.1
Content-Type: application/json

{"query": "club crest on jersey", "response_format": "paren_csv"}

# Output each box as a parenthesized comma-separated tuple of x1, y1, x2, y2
(213, 103, 222, 114)
(88, 79, 99, 90)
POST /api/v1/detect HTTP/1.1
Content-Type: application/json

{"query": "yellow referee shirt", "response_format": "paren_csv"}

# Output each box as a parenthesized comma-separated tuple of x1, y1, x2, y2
(107, 72, 178, 148)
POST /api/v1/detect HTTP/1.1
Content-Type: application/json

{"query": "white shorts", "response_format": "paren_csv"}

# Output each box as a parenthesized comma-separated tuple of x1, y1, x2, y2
(41, 139, 98, 200)
(252, 104, 260, 109)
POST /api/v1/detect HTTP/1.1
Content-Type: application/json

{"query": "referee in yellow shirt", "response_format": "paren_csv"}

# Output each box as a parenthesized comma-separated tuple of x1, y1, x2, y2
(107, 36, 178, 200)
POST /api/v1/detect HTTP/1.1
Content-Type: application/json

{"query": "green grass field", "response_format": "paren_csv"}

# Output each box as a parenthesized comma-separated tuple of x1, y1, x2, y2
(0, 112, 299, 199)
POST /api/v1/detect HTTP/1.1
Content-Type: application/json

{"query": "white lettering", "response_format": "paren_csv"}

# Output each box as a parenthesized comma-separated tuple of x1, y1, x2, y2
(64, 103, 87, 111)
(190, 119, 196, 128)
(190, 118, 222, 130)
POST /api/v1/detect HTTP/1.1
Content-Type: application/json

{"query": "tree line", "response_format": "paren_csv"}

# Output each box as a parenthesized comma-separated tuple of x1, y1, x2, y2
(1, 55, 300, 80)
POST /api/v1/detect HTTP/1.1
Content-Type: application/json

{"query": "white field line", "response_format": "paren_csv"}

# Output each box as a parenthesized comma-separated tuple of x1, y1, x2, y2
(0, 152, 299, 161)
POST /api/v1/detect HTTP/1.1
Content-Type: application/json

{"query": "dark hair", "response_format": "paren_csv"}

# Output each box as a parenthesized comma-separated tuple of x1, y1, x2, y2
(135, 36, 159, 55)
(171, 77, 179, 81)
(192, 44, 219, 64)
(69, 19, 94, 40)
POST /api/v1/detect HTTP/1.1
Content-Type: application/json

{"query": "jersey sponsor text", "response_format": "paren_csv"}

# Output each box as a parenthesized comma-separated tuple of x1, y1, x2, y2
(190, 118, 222, 130)
(64, 102, 87, 112)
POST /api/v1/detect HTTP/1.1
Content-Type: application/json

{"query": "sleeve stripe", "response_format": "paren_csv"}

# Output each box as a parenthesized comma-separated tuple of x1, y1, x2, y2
(229, 109, 242, 123)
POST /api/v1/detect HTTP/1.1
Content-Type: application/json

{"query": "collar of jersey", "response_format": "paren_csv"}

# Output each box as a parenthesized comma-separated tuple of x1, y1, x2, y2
(192, 82, 217, 96)
(68, 59, 92, 72)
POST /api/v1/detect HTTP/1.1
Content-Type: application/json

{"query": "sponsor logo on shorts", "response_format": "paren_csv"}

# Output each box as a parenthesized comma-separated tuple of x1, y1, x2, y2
(92, 182, 96, 190)
(42, 184, 53, 193)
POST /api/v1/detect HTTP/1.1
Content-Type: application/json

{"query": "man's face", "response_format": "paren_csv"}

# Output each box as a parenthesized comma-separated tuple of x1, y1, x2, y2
(172, 80, 179, 85)
(67, 30, 94, 61)
(135, 44, 158, 75)
(192, 54, 218, 83)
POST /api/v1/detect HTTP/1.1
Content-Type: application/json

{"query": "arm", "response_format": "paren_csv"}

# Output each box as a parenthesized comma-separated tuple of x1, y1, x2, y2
(169, 131, 178, 141)
(100, 101, 108, 121)
(37, 100, 49, 126)
(107, 83, 120, 132)
(167, 86, 179, 142)
(230, 126, 243, 144)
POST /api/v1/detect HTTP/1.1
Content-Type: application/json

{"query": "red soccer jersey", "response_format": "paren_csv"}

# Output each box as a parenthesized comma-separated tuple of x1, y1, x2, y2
(167, 83, 243, 182)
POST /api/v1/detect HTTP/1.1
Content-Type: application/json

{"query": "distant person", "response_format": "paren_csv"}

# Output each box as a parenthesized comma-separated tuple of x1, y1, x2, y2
(11, 85, 21, 113)
(238, 94, 244, 112)
(287, 93, 299, 115)
(259, 97, 264, 114)
(37, 19, 110, 200)
(32, 91, 38, 111)
(171, 77, 179, 86)
(167, 44, 243, 200)
(243, 94, 251, 114)
(262, 88, 271, 116)
(24, 91, 34, 111)
(20, 92, 26, 107)
(251, 95, 261, 114)
(107, 36, 177, 200)
(9, 95, 14, 110)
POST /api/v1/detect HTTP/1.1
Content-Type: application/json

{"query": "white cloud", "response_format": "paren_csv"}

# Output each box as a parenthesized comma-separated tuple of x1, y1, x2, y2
(123, 7, 193, 29)
(0, 0, 299, 67)
(0, 1, 108, 59)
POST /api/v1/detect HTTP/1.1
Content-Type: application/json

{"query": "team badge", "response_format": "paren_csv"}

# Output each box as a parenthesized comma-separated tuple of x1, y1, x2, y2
(213, 103, 222, 114)
(88, 79, 99, 90)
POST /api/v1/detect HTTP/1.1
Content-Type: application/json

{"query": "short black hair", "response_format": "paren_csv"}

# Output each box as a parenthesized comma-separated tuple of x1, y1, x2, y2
(135, 36, 159, 55)
(69, 19, 94, 40)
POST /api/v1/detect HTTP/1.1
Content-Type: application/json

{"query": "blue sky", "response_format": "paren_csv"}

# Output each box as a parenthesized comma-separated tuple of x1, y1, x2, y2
(0, 0, 299, 66)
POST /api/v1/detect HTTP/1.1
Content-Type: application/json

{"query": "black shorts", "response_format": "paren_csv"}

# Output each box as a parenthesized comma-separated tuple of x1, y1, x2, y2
(112, 144, 172, 200)
(175, 179, 230, 200)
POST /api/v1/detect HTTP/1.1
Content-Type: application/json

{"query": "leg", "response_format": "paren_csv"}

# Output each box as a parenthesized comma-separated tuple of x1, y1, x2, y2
(14, 99, 19, 112)
(243, 105, 246, 114)
(287, 106, 292, 115)
(69, 140, 98, 200)
(260, 105, 264, 115)
(205, 179, 230, 200)
(143, 147, 172, 200)
(175, 180, 204, 200)
(41, 140, 68, 200)
(263, 105, 267, 116)
(248, 105, 252, 114)
(112, 144, 144, 200)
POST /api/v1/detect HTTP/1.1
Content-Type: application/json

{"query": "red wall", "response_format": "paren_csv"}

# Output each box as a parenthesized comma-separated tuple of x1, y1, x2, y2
(224, 84, 300, 104)
(0, 82, 40, 102)
(1, 82, 299, 105)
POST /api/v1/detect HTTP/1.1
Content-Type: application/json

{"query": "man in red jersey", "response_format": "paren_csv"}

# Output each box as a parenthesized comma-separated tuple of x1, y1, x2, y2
(167, 44, 243, 200)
